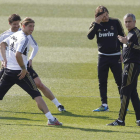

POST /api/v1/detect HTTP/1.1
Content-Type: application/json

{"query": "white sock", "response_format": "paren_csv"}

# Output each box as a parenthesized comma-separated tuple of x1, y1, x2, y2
(52, 98, 61, 107)
(102, 103, 108, 107)
(45, 112, 55, 121)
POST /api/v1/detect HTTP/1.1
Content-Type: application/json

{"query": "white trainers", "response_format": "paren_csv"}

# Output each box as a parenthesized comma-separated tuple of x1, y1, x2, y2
(48, 118, 62, 126)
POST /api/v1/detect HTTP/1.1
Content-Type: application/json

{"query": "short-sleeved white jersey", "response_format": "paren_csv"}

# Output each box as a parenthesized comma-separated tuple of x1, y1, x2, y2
(3, 30, 34, 70)
(0, 28, 38, 61)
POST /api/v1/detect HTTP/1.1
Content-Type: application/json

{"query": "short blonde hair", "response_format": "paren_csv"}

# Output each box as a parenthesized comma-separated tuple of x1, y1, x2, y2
(21, 17, 35, 26)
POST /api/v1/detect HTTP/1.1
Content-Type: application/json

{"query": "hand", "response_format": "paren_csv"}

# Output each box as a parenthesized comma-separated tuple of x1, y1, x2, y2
(28, 59, 32, 67)
(118, 35, 127, 44)
(17, 69, 29, 80)
(2, 60, 7, 68)
(95, 13, 105, 24)
(1, 61, 4, 68)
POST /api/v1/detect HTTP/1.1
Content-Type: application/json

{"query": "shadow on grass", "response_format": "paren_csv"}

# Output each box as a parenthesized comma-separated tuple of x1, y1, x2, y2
(0, 110, 115, 120)
(1, 110, 134, 115)
(0, 110, 42, 115)
(55, 125, 140, 134)
(0, 123, 47, 128)
(0, 123, 139, 134)
(0, 116, 42, 121)
(108, 110, 135, 115)
(0, 110, 135, 122)
(52, 111, 115, 120)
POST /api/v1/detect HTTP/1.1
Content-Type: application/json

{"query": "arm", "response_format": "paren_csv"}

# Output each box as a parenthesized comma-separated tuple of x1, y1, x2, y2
(0, 42, 7, 67)
(87, 22, 100, 40)
(117, 19, 125, 48)
(0, 35, 11, 68)
(28, 35, 39, 67)
(131, 34, 140, 51)
(117, 19, 125, 37)
(87, 14, 104, 40)
(16, 51, 28, 80)
(29, 45, 38, 60)
(0, 34, 4, 61)
(28, 44, 38, 67)
(118, 35, 127, 44)
(118, 32, 140, 51)
(0, 54, 3, 61)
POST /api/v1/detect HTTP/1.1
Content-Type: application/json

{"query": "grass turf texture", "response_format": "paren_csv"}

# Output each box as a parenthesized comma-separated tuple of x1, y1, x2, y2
(0, 0, 140, 139)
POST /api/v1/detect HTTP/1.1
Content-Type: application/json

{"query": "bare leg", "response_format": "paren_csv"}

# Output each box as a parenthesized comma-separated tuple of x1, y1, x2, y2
(34, 77, 65, 111)
(34, 96, 49, 114)
(34, 77, 55, 100)
(34, 96, 62, 125)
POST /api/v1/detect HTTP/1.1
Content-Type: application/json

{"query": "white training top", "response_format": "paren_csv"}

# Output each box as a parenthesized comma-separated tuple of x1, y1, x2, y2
(0, 28, 38, 61)
(3, 30, 36, 70)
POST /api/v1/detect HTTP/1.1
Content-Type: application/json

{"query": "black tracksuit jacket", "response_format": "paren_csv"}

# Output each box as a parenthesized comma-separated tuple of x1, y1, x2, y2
(123, 27, 140, 64)
(87, 18, 125, 54)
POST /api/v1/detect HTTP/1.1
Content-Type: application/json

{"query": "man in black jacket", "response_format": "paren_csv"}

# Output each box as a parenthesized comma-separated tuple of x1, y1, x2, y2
(107, 13, 140, 126)
(87, 6, 125, 111)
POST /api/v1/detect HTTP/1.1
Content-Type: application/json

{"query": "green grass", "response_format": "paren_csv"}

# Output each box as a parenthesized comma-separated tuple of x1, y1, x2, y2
(0, 0, 140, 139)
(1, 96, 140, 140)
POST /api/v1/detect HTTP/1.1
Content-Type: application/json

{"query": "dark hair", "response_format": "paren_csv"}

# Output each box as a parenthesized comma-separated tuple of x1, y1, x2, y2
(8, 14, 21, 23)
(21, 17, 35, 26)
(95, 6, 109, 18)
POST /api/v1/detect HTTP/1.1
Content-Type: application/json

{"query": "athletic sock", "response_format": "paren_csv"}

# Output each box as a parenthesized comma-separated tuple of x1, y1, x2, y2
(52, 98, 61, 107)
(102, 103, 108, 107)
(45, 112, 55, 121)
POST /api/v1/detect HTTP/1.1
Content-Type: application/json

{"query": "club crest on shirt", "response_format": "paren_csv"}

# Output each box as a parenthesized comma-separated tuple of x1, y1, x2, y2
(110, 26, 114, 30)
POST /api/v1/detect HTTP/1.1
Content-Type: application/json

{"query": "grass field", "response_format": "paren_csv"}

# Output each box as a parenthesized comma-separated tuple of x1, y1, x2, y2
(0, 0, 140, 140)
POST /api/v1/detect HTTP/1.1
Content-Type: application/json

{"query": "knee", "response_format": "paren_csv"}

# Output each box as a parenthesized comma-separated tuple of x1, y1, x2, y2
(34, 96, 41, 101)
(36, 81, 45, 90)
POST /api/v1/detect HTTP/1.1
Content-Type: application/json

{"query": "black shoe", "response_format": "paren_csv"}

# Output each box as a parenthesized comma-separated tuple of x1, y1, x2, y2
(136, 120, 140, 126)
(107, 119, 125, 126)
(58, 105, 66, 112)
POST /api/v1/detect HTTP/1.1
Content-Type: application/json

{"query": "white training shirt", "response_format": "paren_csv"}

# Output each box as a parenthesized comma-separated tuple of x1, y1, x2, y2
(0, 28, 38, 61)
(3, 30, 37, 70)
